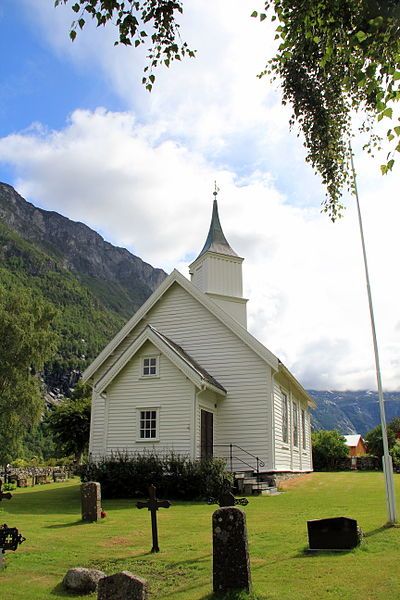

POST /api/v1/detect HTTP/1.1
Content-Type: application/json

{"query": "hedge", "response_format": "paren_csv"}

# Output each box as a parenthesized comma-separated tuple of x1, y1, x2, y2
(80, 451, 232, 500)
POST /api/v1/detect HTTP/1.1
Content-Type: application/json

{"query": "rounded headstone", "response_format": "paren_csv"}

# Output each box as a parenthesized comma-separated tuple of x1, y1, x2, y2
(212, 506, 251, 594)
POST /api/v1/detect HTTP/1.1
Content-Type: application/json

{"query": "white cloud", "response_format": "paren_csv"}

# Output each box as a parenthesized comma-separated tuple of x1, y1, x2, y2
(0, 108, 399, 391)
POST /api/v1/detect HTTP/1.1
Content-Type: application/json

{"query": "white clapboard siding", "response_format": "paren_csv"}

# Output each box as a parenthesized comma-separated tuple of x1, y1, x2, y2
(101, 341, 194, 456)
(273, 380, 313, 472)
(89, 393, 106, 458)
(132, 283, 273, 471)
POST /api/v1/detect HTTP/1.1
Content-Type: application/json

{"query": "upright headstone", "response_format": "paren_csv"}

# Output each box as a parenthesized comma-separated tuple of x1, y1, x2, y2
(81, 482, 102, 522)
(97, 571, 148, 600)
(307, 517, 362, 551)
(212, 506, 251, 595)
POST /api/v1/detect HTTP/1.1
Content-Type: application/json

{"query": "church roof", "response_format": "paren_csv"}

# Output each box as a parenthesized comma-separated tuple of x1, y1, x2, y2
(94, 323, 226, 396)
(149, 325, 226, 393)
(194, 199, 239, 261)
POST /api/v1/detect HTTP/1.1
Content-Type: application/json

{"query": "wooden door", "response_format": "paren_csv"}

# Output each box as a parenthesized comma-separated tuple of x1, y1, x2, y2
(201, 410, 214, 460)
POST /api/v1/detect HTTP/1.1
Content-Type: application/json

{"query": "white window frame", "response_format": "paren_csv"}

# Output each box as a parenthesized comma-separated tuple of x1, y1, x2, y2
(136, 407, 159, 442)
(293, 402, 299, 447)
(141, 355, 159, 378)
(282, 392, 289, 444)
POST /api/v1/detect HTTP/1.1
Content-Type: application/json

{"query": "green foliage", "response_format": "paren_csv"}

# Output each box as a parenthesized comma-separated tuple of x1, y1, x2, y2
(80, 452, 231, 500)
(390, 440, 400, 469)
(46, 385, 92, 461)
(0, 220, 124, 396)
(258, 0, 400, 219)
(55, 0, 196, 91)
(365, 421, 397, 458)
(311, 429, 348, 470)
(0, 282, 57, 465)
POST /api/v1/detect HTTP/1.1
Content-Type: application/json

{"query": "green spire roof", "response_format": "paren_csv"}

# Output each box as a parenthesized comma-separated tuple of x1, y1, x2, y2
(195, 198, 238, 260)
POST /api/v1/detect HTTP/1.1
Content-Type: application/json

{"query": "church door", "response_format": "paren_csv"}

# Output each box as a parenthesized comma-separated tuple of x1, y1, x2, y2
(201, 410, 214, 460)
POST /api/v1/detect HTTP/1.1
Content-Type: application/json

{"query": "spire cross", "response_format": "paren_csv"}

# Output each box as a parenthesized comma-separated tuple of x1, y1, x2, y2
(136, 484, 171, 553)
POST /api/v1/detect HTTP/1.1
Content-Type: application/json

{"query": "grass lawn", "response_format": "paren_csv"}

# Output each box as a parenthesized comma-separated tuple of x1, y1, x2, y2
(1, 472, 400, 599)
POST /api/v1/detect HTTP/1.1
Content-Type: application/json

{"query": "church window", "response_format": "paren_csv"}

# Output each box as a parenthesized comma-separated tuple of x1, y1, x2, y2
(282, 393, 289, 444)
(142, 356, 158, 377)
(301, 409, 306, 449)
(293, 402, 299, 447)
(138, 409, 158, 440)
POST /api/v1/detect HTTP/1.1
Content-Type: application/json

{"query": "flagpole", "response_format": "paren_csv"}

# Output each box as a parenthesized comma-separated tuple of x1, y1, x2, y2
(350, 146, 397, 524)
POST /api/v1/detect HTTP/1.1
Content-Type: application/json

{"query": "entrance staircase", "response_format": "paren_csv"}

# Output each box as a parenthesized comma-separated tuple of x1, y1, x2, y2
(234, 472, 278, 496)
(214, 443, 278, 496)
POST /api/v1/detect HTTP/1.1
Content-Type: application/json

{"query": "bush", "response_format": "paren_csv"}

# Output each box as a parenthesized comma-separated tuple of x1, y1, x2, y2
(312, 430, 348, 471)
(80, 451, 232, 500)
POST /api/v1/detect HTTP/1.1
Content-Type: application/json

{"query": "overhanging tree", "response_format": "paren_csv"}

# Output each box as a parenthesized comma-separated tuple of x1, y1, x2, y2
(56, 0, 400, 219)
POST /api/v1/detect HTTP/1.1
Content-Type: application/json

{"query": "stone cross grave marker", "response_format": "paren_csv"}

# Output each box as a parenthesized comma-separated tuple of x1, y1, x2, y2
(136, 484, 171, 553)
(81, 481, 102, 522)
(98, 571, 148, 600)
(0, 480, 12, 502)
(212, 506, 251, 595)
(0, 523, 26, 569)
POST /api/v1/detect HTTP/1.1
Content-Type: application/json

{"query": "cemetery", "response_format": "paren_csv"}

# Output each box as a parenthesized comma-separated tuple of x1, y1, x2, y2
(0, 471, 400, 599)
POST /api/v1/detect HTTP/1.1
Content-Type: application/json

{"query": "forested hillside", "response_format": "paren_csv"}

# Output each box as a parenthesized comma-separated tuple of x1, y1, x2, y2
(0, 182, 167, 397)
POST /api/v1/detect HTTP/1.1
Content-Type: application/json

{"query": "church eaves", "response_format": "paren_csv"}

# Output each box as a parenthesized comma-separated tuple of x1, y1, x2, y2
(194, 198, 239, 260)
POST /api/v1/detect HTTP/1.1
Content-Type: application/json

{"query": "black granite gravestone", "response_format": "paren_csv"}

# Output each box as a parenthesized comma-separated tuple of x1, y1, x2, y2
(307, 517, 361, 551)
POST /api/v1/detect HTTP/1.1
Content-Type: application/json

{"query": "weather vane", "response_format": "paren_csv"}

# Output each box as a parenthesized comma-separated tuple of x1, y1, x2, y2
(213, 181, 220, 197)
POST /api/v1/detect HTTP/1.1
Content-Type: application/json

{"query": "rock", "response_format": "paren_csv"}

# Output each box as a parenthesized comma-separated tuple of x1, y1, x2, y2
(63, 567, 106, 594)
(97, 571, 148, 600)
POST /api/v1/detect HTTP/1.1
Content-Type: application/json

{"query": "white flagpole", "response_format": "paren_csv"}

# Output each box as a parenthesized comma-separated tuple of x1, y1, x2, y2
(350, 146, 397, 524)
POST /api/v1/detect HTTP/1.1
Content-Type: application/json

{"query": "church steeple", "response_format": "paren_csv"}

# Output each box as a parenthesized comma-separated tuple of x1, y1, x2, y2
(195, 197, 238, 261)
(189, 190, 248, 328)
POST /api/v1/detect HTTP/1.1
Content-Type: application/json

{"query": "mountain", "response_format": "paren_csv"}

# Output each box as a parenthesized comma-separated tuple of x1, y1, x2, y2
(309, 389, 400, 436)
(0, 183, 166, 317)
(0, 182, 167, 395)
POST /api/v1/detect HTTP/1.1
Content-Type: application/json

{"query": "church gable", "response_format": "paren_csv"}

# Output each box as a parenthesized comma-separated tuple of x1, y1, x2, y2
(104, 339, 195, 455)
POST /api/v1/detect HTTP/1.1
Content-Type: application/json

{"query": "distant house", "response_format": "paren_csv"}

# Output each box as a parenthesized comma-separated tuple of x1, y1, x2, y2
(84, 197, 315, 475)
(344, 434, 367, 457)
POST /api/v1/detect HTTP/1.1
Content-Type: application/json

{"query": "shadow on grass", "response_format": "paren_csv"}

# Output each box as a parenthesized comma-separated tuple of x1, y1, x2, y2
(200, 591, 262, 600)
(3, 485, 81, 515)
(364, 524, 394, 538)
(295, 545, 354, 557)
(45, 520, 88, 529)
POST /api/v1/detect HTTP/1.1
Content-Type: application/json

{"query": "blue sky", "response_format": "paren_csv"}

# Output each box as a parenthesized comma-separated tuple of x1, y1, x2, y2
(0, 0, 399, 390)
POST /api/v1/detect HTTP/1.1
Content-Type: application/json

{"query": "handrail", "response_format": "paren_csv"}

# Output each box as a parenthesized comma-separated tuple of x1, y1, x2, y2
(214, 443, 265, 488)
(214, 444, 265, 468)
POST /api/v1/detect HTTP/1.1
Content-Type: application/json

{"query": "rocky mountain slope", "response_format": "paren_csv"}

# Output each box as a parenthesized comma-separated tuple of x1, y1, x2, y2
(0, 182, 166, 318)
(309, 390, 400, 435)
(0, 182, 167, 395)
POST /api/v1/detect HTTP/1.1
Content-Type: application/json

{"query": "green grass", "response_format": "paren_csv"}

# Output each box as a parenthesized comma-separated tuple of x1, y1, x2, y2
(1, 472, 400, 599)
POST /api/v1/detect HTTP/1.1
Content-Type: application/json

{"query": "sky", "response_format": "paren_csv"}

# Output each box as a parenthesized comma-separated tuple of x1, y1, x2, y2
(0, 0, 399, 391)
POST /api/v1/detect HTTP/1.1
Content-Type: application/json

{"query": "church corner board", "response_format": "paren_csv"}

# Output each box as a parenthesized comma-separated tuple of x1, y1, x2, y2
(84, 194, 315, 476)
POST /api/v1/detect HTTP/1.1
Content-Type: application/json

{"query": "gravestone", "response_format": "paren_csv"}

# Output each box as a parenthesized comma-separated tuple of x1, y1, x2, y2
(136, 484, 171, 553)
(98, 571, 148, 600)
(81, 482, 102, 522)
(212, 506, 251, 594)
(307, 517, 362, 551)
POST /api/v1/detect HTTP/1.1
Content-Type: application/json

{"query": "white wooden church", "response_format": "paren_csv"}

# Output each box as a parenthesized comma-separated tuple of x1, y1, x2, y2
(84, 196, 315, 475)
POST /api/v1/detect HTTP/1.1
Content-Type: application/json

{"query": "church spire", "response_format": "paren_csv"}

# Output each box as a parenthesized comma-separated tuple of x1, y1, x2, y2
(195, 187, 238, 261)
(189, 187, 248, 328)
